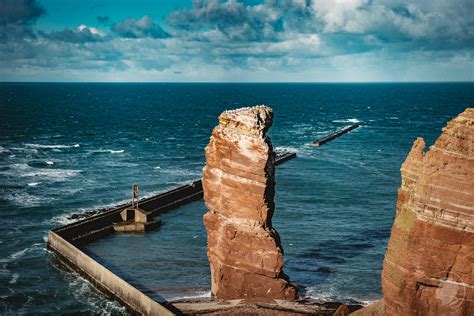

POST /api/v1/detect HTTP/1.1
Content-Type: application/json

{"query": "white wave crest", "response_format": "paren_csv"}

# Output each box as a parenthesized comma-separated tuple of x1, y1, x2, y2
(332, 118, 360, 123)
(274, 146, 299, 153)
(12, 163, 30, 170)
(167, 290, 211, 302)
(0, 243, 44, 263)
(50, 197, 130, 226)
(6, 191, 55, 207)
(10, 147, 39, 154)
(87, 149, 125, 154)
(27, 182, 41, 187)
(25, 143, 80, 149)
(104, 161, 138, 167)
(0, 146, 9, 154)
(305, 286, 380, 306)
(22, 168, 81, 180)
(51, 213, 78, 226)
(9, 273, 19, 284)
(67, 274, 127, 315)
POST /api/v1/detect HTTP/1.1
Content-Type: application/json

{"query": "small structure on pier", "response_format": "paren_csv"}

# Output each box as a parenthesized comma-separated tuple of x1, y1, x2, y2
(113, 184, 161, 232)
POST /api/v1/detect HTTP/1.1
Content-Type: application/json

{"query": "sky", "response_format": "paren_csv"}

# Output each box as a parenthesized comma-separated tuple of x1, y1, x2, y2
(0, 0, 473, 82)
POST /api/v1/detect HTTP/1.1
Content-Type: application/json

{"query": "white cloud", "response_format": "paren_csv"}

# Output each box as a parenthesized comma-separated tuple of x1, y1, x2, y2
(312, 0, 368, 32)
(1, 0, 472, 81)
(310, 0, 473, 41)
(77, 24, 104, 36)
(113, 15, 170, 38)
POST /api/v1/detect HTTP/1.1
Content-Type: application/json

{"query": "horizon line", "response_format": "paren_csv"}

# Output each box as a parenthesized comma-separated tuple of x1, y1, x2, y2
(1, 81, 473, 84)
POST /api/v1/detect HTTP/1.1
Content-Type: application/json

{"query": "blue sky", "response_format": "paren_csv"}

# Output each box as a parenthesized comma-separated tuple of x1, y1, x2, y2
(1, 0, 473, 82)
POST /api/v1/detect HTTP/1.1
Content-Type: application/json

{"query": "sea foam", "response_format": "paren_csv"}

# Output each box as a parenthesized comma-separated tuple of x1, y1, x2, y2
(274, 146, 299, 153)
(332, 118, 361, 123)
(22, 169, 81, 181)
(6, 191, 55, 207)
(87, 149, 125, 155)
(25, 143, 80, 149)
(167, 290, 211, 302)
(0, 243, 44, 263)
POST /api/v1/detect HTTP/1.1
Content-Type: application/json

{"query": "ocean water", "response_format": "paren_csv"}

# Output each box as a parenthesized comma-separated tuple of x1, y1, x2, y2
(0, 83, 472, 314)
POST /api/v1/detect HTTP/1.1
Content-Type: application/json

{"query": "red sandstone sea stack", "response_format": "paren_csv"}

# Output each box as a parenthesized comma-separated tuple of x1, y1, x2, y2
(381, 108, 474, 315)
(202, 105, 298, 301)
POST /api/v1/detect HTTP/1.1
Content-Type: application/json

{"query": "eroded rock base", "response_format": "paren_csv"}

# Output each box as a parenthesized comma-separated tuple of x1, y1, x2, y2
(173, 298, 363, 316)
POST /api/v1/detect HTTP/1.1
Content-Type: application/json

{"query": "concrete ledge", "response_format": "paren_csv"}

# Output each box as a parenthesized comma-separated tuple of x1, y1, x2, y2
(48, 231, 175, 316)
(72, 225, 115, 247)
(114, 219, 161, 232)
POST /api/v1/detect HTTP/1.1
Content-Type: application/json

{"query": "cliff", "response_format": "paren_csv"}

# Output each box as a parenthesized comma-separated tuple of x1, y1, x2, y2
(381, 108, 474, 315)
(202, 105, 298, 300)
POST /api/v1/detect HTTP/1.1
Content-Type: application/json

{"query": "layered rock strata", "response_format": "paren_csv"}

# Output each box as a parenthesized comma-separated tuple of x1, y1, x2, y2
(382, 108, 474, 315)
(202, 105, 298, 300)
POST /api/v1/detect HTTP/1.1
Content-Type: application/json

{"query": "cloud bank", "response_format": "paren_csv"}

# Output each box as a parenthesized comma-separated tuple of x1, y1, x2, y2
(0, 0, 472, 81)
(113, 16, 170, 39)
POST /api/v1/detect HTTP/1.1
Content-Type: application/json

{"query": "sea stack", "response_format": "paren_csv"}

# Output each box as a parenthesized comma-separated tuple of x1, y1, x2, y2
(381, 108, 474, 315)
(202, 105, 298, 300)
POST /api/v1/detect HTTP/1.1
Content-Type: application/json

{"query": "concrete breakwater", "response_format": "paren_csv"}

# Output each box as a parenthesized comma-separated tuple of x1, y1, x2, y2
(47, 151, 296, 315)
(48, 180, 203, 315)
(310, 124, 359, 147)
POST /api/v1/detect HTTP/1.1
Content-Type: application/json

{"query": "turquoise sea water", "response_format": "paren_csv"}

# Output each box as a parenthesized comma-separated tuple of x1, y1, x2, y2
(1, 83, 472, 314)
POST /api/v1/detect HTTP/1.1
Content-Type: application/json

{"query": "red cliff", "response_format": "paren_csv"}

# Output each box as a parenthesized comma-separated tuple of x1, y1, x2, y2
(202, 105, 298, 301)
(381, 108, 474, 315)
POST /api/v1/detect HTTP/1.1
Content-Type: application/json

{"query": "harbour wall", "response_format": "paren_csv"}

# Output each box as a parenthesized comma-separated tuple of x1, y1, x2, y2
(48, 231, 175, 315)
(48, 181, 204, 315)
(47, 152, 296, 315)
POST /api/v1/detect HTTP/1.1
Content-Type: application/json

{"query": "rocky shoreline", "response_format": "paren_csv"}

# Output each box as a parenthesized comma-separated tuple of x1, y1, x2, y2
(171, 297, 364, 315)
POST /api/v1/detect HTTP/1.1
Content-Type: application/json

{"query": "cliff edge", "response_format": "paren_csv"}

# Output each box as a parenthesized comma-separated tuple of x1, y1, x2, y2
(380, 108, 474, 315)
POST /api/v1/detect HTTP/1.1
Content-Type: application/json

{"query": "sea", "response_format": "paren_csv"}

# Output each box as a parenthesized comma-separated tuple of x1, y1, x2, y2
(0, 83, 472, 314)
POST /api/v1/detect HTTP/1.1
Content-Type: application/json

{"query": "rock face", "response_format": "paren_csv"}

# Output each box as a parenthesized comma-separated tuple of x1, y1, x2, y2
(202, 105, 298, 300)
(382, 108, 474, 315)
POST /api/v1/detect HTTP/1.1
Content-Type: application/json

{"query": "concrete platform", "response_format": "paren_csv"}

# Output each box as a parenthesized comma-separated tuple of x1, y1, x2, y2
(113, 219, 161, 232)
